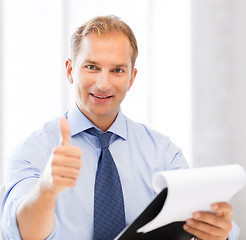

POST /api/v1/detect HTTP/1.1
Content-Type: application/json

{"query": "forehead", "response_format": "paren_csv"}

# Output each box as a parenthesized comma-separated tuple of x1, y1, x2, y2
(76, 32, 133, 66)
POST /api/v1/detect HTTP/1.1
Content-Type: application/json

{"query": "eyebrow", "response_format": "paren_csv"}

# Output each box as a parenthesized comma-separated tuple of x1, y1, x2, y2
(115, 64, 129, 69)
(84, 59, 129, 69)
(84, 59, 98, 65)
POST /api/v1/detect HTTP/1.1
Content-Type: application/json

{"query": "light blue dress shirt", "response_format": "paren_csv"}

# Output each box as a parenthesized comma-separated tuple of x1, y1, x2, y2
(1, 104, 239, 239)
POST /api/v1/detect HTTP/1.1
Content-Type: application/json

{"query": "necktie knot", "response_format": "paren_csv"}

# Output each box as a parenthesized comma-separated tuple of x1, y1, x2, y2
(98, 132, 112, 149)
(86, 128, 113, 149)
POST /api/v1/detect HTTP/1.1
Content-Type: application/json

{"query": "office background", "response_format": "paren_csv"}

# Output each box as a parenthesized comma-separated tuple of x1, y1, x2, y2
(0, 0, 245, 239)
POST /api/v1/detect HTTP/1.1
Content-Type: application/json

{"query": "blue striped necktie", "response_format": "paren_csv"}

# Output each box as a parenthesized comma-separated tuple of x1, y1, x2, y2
(86, 128, 126, 240)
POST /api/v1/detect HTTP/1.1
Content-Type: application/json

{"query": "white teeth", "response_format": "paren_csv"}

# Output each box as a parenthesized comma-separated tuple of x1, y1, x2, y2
(93, 94, 108, 99)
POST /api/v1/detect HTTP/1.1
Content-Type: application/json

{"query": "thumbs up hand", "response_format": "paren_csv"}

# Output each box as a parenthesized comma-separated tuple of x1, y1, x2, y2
(60, 117, 71, 146)
(42, 118, 83, 195)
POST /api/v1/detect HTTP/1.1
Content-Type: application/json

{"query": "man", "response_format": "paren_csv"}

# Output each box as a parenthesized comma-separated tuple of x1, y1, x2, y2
(1, 15, 238, 240)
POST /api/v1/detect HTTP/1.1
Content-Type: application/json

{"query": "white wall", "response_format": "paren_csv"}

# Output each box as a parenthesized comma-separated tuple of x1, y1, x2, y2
(0, 0, 3, 183)
(192, 1, 246, 239)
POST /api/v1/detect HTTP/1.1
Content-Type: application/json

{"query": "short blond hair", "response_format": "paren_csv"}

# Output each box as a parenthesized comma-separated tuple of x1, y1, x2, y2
(70, 15, 138, 68)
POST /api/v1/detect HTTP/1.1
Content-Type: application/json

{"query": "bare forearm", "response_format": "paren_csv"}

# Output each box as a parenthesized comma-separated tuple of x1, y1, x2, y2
(16, 181, 57, 240)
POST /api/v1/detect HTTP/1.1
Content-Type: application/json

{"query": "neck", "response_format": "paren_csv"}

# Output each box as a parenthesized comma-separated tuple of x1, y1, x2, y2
(77, 105, 118, 132)
(90, 115, 116, 132)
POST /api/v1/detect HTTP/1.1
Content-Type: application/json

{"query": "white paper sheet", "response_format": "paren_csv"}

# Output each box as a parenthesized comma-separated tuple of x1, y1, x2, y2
(137, 164, 246, 233)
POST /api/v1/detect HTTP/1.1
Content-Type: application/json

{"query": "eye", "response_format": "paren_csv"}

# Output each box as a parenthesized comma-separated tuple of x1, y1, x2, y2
(86, 65, 98, 70)
(113, 68, 123, 74)
(86, 65, 96, 70)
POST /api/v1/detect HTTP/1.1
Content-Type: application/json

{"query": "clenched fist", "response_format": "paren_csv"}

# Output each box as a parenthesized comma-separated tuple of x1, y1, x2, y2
(42, 118, 83, 195)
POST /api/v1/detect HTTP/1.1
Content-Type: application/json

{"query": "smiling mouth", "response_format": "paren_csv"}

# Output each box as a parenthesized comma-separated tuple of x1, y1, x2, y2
(90, 93, 113, 99)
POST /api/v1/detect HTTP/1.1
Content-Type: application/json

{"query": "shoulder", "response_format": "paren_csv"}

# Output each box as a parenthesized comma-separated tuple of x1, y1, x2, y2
(26, 117, 60, 146)
(124, 116, 177, 159)
(5, 117, 62, 184)
(125, 116, 170, 145)
(124, 115, 188, 170)
(11, 117, 61, 162)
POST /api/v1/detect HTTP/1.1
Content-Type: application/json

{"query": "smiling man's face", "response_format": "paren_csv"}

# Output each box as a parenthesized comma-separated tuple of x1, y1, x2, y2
(66, 32, 137, 131)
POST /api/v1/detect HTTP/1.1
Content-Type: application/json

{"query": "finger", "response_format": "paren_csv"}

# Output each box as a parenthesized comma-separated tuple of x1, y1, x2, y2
(52, 166, 80, 180)
(185, 218, 229, 237)
(52, 175, 77, 189)
(54, 145, 83, 158)
(52, 154, 83, 169)
(192, 211, 232, 230)
(211, 202, 233, 220)
(183, 223, 229, 240)
(60, 118, 71, 146)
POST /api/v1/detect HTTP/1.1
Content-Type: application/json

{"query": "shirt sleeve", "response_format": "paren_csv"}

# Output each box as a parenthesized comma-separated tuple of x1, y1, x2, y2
(2, 178, 60, 240)
(2, 178, 38, 239)
(228, 221, 240, 240)
(1, 123, 60, 239)
(164, 140, 190, 170)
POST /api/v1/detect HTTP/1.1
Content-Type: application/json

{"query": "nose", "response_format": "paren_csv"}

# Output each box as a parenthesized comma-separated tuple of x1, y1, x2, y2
(95, 70, 111, 91)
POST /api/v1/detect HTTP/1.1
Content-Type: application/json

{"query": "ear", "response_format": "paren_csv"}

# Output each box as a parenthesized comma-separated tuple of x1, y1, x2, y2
(65, 59, 73, 84)
(127, 68, 137, 91)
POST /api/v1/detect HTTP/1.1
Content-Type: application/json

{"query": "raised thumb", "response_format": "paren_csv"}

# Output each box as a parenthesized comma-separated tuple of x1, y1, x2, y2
(59, 117, 71, 146)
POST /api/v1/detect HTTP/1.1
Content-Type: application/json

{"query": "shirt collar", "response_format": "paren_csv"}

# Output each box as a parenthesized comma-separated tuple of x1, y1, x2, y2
(108, 109, 127, 140)
(66, 104, 127, 140)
